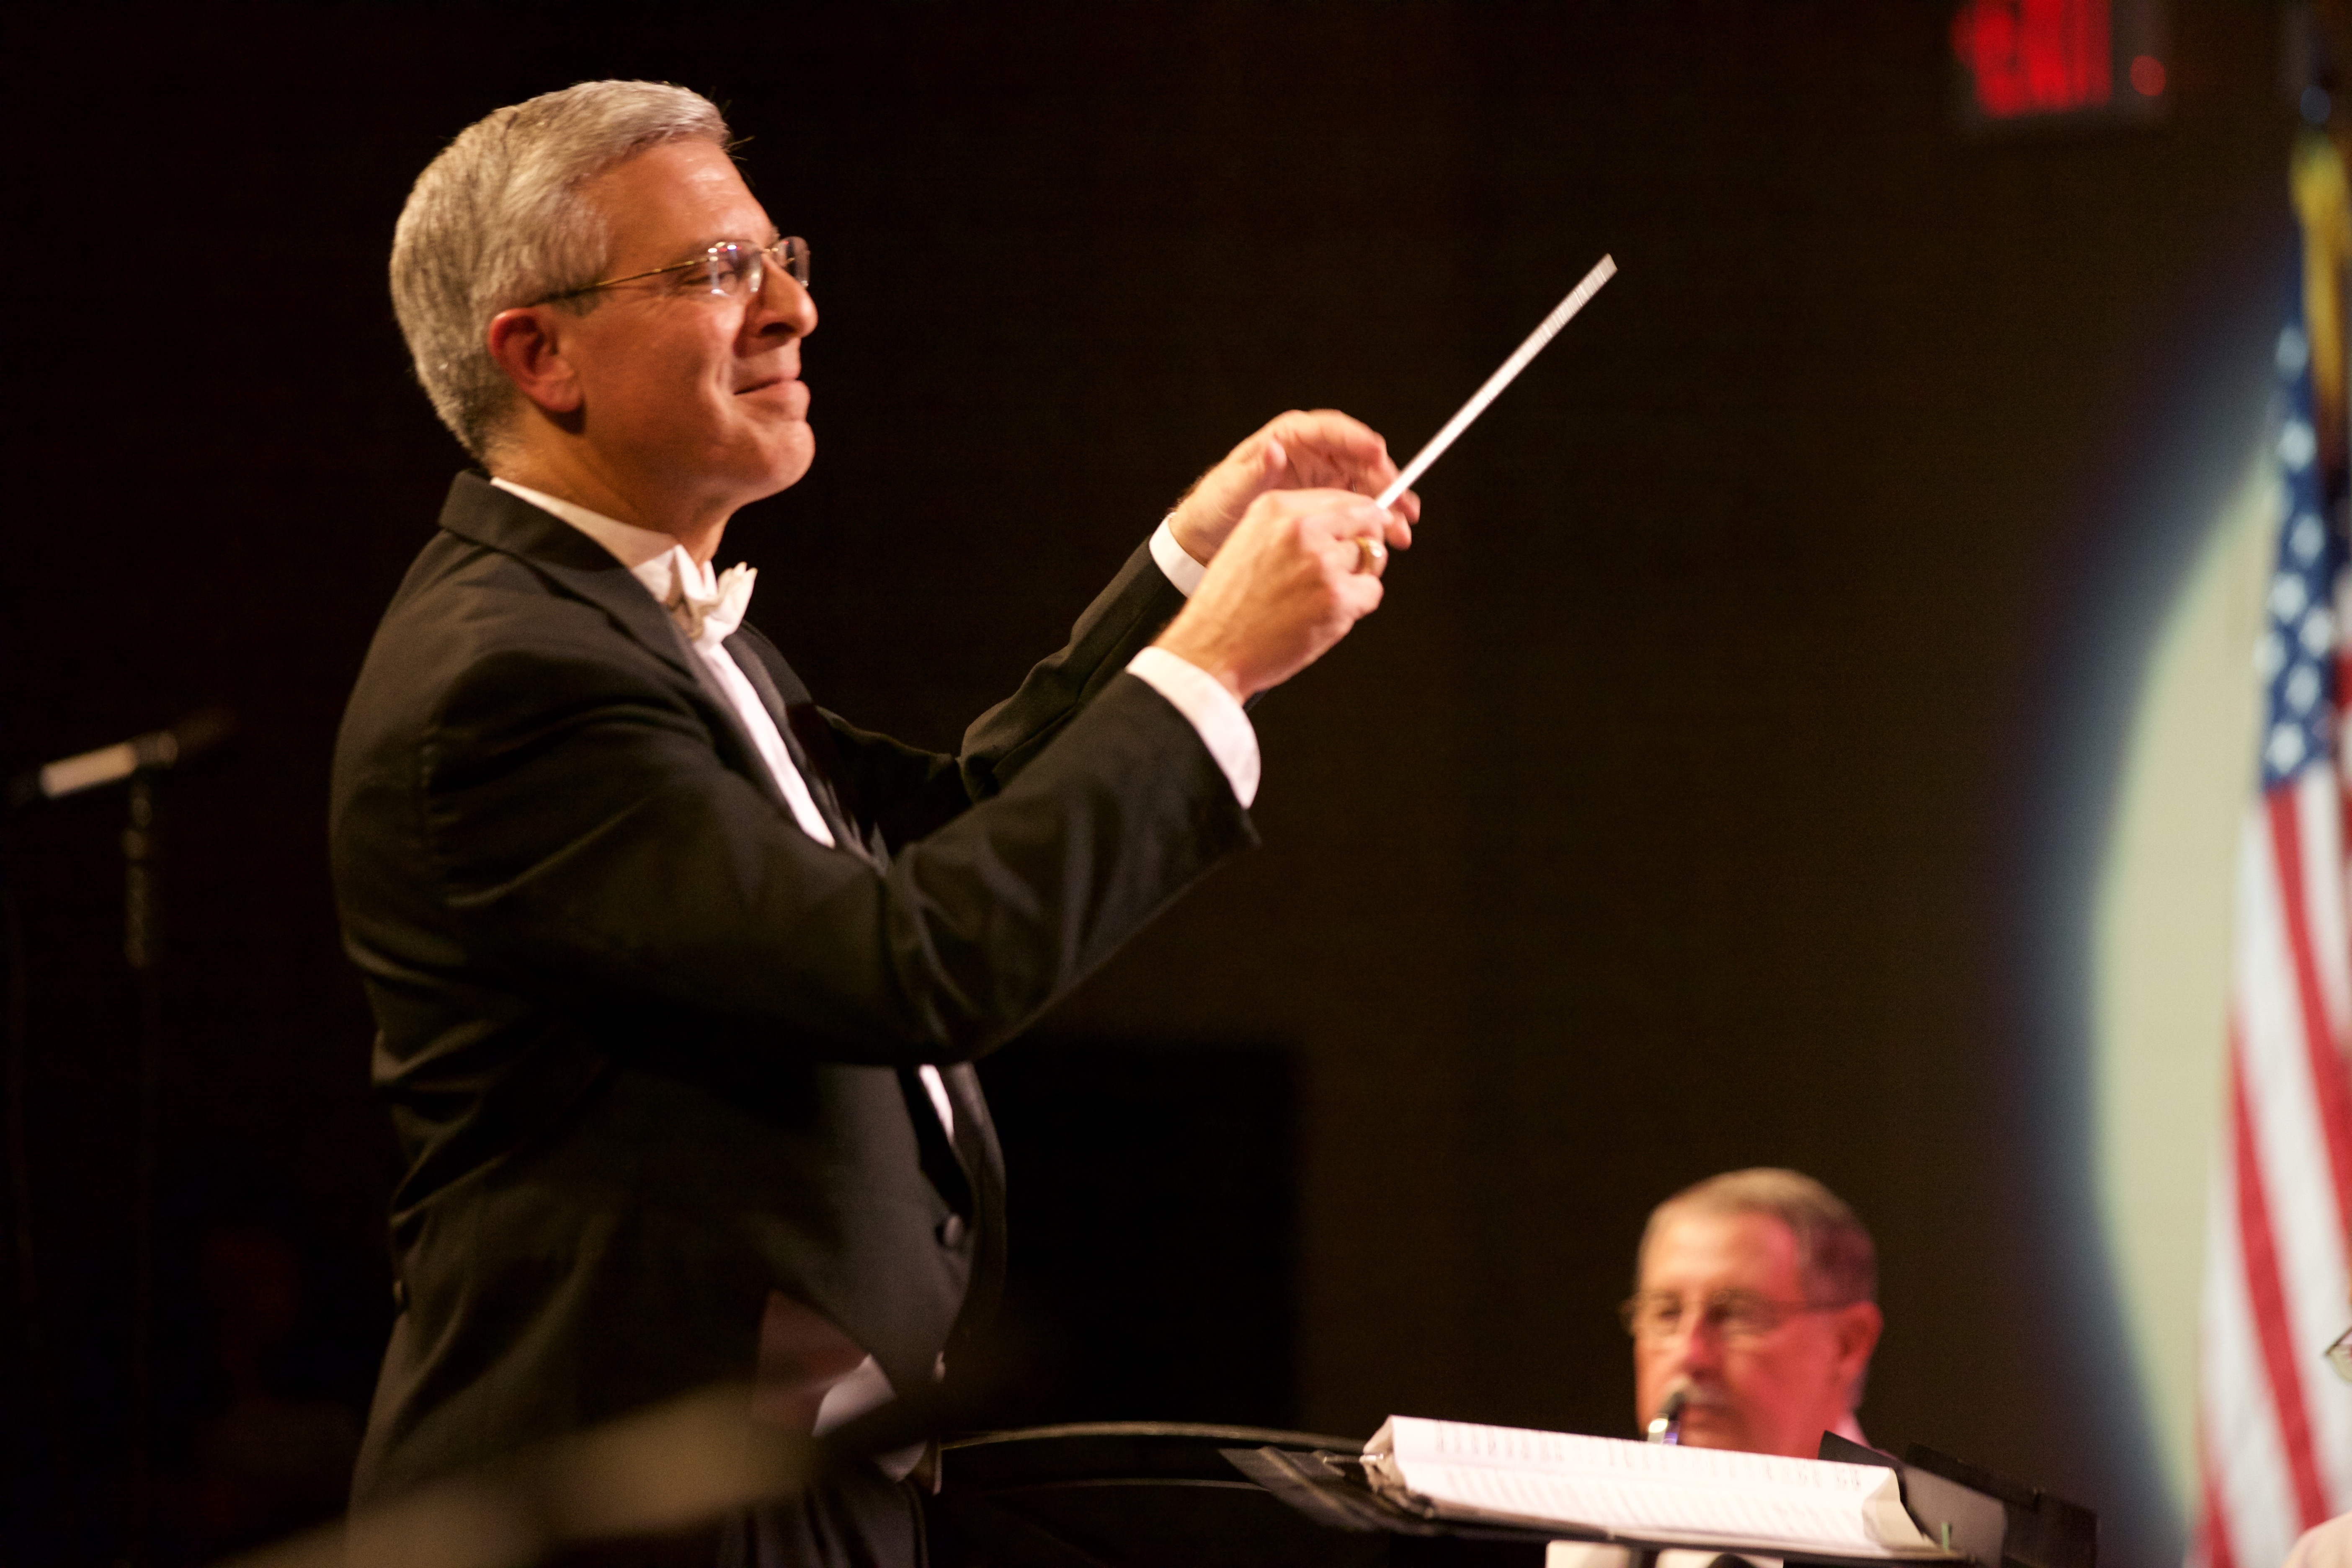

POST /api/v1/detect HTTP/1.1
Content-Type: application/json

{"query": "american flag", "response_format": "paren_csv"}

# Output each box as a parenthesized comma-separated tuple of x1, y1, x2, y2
(2191, 263, 2352, 1568)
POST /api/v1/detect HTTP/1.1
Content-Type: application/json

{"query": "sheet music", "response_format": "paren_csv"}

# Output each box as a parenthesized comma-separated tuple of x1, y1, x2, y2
(1365, 1416, 1947, 1559)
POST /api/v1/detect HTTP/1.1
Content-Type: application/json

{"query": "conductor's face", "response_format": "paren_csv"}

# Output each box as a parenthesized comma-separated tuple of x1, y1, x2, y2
(539, 139, 818, 511)
(1630, 1207, 1881, 1459)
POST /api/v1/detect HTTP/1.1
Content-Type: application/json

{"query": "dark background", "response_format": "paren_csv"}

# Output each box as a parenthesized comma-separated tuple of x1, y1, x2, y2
(0, 3, 2300, 1562)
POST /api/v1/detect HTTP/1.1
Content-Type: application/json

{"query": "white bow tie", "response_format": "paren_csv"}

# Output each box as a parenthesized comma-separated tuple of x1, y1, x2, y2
(664, 551, 758, 646)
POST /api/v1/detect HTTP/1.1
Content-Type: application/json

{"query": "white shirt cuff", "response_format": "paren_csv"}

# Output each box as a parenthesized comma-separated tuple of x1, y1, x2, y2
(813, 1355, 895, 1436)
(1124, 646, 1259, 809)
(1149, 517, 1207, 597)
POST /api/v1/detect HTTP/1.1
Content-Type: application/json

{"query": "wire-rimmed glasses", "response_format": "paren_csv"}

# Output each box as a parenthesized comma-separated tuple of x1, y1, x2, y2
(1620, 1289, 1849, 1344)
(2326, 1325, 2352, 1382)
(538, 237, 810, 306)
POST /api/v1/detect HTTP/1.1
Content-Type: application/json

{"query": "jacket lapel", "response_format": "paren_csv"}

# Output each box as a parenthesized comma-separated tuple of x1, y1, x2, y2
(433, 473, 798, 820)
(941, 1064, 1005, 1339)
(437, 474, 698, 681)
(724, 627, 874, 864)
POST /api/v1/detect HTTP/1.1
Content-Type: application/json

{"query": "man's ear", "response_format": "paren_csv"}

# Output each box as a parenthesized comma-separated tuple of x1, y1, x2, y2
(485, 305, 585, 416)
(1833, 1301, 1884, 1382)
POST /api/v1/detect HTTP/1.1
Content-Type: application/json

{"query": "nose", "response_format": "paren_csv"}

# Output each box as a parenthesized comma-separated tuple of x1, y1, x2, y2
(749, 264, 816, 340)
(1663, 1314, 1725, 1372)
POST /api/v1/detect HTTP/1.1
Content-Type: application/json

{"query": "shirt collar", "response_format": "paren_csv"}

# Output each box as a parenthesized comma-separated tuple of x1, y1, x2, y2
(490, 476, 731, 635)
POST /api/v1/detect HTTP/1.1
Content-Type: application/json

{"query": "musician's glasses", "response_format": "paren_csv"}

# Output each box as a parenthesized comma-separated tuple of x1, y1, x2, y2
(1620, 1289, 1849, 1344)
(538, 237, 810, 306)
(2326, 1325, 2352, 1382)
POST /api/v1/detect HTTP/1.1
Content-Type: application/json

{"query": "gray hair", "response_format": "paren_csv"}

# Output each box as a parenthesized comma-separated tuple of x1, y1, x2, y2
(390, 80, 732, 459)
(1640, 1167, 1877, 1307)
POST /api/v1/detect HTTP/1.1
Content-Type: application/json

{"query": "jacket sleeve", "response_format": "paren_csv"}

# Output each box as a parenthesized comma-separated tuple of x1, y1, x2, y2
(414, 546, 1239, 1068)
(811, 536, 1194, 849)
(956, 537, 1192, 796)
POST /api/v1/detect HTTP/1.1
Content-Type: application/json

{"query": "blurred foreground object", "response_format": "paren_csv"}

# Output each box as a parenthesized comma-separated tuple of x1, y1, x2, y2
(224, 1382, 810, 1568)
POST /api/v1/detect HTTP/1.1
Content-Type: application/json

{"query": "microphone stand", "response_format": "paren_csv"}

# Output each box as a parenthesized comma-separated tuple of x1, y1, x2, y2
(122, 773, 164, 1565)
(5, 710, 232, 1565)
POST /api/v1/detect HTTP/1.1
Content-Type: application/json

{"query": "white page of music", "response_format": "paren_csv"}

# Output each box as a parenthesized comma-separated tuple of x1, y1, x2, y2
(1367, 1417, 1940, 1557)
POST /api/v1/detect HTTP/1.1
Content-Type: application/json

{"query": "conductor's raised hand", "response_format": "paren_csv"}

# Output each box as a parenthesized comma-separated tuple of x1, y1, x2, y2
(1166, 410, 1420, 567)
(1152, 488, 1393, 704)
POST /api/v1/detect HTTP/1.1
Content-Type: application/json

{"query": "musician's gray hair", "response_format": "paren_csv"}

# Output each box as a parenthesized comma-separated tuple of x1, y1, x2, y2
(1640, 1167, 1877, 1308)
(390, 80, 731, 459)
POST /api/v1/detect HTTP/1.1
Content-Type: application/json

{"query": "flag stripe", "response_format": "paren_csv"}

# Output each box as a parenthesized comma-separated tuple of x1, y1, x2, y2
(2200, 1418, 2239, 1568)
(2290, 769, 2352, 1041)
(2264, 780, 2352, 1501)
(2231, 1026, 2334, 1528)
(2203, 1107, 2299, 1568)
(2267, 787, 2352, 1233)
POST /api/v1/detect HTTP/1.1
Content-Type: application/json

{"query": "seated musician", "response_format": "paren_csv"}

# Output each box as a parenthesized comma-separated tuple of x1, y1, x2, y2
(1622, 1168, 1884, 1458)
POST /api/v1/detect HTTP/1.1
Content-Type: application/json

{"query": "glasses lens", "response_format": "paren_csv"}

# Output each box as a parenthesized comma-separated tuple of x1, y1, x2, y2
(731, 240, 809, 302)
(1622, 1294, 1684, 1339)
(689, 243, 753, 297)
(1715, 1297, 1779, 1341)
(2328, 1330, 2352, 1383)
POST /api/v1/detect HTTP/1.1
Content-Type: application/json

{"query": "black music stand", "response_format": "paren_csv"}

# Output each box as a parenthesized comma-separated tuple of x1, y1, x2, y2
(928, 1422, 2095, 1568)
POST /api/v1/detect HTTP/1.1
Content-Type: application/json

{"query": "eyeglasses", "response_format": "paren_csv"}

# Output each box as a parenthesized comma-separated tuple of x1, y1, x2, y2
(1620, 1289, 1853, 1344)
(2326, 1326, 2352, 1382)
(538, 237, 810, 306)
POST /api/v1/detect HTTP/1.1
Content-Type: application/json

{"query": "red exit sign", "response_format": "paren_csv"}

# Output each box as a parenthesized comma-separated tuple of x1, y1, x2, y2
(1952, 0, 2168, 126)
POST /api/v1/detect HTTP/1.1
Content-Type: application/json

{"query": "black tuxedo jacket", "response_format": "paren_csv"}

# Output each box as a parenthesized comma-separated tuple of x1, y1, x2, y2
(330, 474, 1254, 1504)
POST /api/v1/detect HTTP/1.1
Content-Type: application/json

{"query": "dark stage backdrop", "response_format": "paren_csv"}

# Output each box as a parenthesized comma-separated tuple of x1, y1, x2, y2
(0, 3, 2300, 1563)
